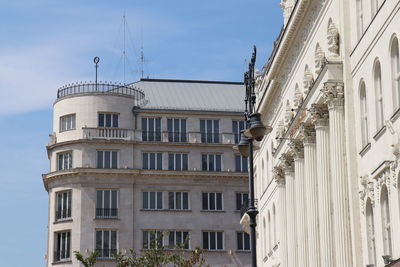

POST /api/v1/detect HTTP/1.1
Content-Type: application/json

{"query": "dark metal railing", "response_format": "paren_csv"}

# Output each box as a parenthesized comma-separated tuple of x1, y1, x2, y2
(168, 131, 188, 142)
(200, 133, 221, 144)
(55, 209, 71, 220)
(142, 131, 162, 142)
(57, 82, 146, 106)
(96, 208, 118, 218)
(95, 248, 118, 258)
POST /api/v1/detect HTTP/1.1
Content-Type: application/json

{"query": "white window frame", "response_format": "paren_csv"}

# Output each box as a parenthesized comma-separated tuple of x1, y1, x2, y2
(142, 117, 162, 141)
(366, 198, 376, 266)
(55, 190, 72, 221)
(57, 151, 73, 171)
(202, 231, 224, 251)
(359, 82, 369, 147)
(202, 154, 222, 171)
(374, 61, 384, 131)
(168, 153, 188, 171)
(54, 231, 71, 262)
(232, 120, 245, 144)
(96, 190, 118, 218)
(168, 231, 190, 249)
(95, 229, 118, 258)
(391, 38, 400, 111)
(200, 119, 220, 143)
(98, 112, 119, 128)
(235, 154, 248, 172)
(237, 231, 250, 251)
(59, 114, 76, 132)
(143, 230, 163, 249)
(235, 192, 249, 211)
(142, 152, 163, 170)
(167, 118, 187, 142)
(143, 191, 163, 210)
(96, 150, 118, 169)
(202, 192, 223, 211)
(168, 192, 189, 210)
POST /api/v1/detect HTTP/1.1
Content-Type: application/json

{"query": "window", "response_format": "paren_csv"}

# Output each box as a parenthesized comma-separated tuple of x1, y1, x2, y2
(98, 113, 119, 128)
(391, 37, 400, 111)
(143, 230, 163, 249)
(54, 231, 70, 262)
(366, 198, 376, 266)
(202, 154, 222, 171)
(374, 61, 384, 130)
(96, 230, 117, 258)
(168, 192, 189, 210)
(143, 192, 163, 210)
(236, 192, 248, 211)
(356, 0, 364, 38)
(59, 114, 76, 132)
(97, 151, 118, 169)
(143, 152, 162, 170)
(57, 151, 72, 171)
(235, 155, 248, 172)
(55, 191, 71, 221)
(142, 117, 161, 141)
(168, 153, 188, 171)
(168, 231, 190, 249)
(202, 231, 223, 250)
(381, 185, 392, 256)
(202, 192, 223, 211)
(200, 119, 220, 143)
(359, 82, 369, 146)
(167, 118, 187, 142)
(96, 190, 118, 218)
(237, 232, 250, 251)
(232, 120, 245, 144)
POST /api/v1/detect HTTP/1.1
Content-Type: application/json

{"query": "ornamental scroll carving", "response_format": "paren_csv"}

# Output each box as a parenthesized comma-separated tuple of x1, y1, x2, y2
(327, 19, 340, 58)
(359, 175, 375, 214)
(273, 166, 285, 185)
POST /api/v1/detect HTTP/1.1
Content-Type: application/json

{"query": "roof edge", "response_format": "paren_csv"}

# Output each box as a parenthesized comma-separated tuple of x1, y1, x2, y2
(139, 78, 243, 85)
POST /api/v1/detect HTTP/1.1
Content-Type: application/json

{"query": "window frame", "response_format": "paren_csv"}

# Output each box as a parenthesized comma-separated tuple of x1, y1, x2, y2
(54, 230, 71, 262)
(98, 112, 119, 128)
(201, 154, 222, 172)
(167, 118, 187, 142)
(57, 151, 73, 171)
(235, 154, 248, 172)
(142, 191, 163, 210)
(143, 230, 163, 249)
(232, 120, 245, 144)
(167, 231, 190, 250)
(59, 114, 76, 132)
(96, 150, 118, 169)
(142, 152, 163, 170)
(202, 192, 223, 211)
(142, 117, 162, 142)
(235, 192, 249, 211)
(168, 153, 189, 171)
(200, 119, 220, 143)
(168, 191, 190, 210)
(236, 231, 250, 251)
(95, 229, 118, 258)
(96, 189, 118, 218)
(202, 231, 224, 251)
(359, 81, 369, 147)
(55, 190, 72, 221)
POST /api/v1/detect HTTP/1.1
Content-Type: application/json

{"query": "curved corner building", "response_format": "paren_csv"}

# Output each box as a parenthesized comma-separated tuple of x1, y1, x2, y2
(43, 78, 251, 266)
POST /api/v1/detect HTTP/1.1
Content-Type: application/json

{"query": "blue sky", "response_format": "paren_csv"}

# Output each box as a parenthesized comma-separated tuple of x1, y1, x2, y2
(0, 0, 282, 266)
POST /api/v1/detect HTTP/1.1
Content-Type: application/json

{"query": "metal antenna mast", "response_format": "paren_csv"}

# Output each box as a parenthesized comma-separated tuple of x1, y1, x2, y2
(123, 12, 126, 84)
(94, 56, 100, 90)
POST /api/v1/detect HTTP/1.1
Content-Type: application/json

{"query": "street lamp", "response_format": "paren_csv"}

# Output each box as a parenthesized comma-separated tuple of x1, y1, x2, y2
(234, 46, 272, 267)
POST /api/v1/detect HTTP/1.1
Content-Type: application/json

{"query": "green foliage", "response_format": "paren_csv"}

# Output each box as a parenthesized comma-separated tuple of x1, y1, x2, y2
(73, 250, 100, 267)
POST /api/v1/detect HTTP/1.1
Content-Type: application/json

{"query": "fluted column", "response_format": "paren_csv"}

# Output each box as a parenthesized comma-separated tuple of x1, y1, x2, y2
(311, 104, 335, 267)
(290, 140, 308, 267)
(273, 165, 288, 267)
(322, 82, 352, 266)
(302, 123, 320, 266)
(281, 154, 297, 267)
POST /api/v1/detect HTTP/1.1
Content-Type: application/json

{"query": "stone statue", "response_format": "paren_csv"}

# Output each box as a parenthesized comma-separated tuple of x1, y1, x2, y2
(315, 43, 326, 74)
(327, 19, 340, 58)
(303, 65, 314, 95)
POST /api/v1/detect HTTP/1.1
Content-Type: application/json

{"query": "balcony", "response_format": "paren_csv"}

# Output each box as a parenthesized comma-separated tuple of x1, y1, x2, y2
(96, 208, 118, 218)
(83, 127, 134, 140)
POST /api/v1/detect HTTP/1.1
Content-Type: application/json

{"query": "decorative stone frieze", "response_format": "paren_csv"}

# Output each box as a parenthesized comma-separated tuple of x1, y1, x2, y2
(310, 103, 329, 127)
(375, 169, 391, 196)
(321, 81, 344, 108)
(315, 43, 326, 75)
(327, 19, 340, 58)
(359, 175, 375, 214)
(293, 84, 303, 109)
(303, 65, 314, 95)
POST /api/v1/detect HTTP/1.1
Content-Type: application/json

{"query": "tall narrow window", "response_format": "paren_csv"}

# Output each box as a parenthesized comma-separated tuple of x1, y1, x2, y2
(381, 185, 392, 256)
(235, 155, 248, 172)
(168, 153, 188, 171)
(55, 191, 72, 221)
(168, 192, 189, 210)
(96, 190, 118, 218)
(200, 119, 220, 143)
(96, 230, 117, 258)
(54, 231, 71, 262)
(391, 37, 400, 111)
(143, 230, 163, 249)
(98, 113, 119, 128)
(97, 151, 118, 169)
(232, 120, 245, 144)
(142, 152, 163, 170)
(356, 0, 364, 39)
(60, 114, 76, 132)
(168, 231, 190, 249)
(235, 192, 249, 211)
(202, 192, 223, 211)
(360, 81, 369, 146)
(237, 232, 250, 251)
(374, 61, 384, 131)
(202, 231, 223, 250)
(142, 117, 161, 141)
(366, 198, 376, 266)
(202, 154, 222, 171)
(167, 118, 187, 142)
(57, 151, 73, 171)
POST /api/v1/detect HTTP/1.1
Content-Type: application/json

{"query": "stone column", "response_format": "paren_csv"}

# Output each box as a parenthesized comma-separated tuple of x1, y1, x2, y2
(311, 104, 335, 267)
(290, 140, 308, 267)
(273, 165, 288, 267)
(281, 154, 297, 267)
(301, 123, 320, 266)
(322, 81, 352, 266)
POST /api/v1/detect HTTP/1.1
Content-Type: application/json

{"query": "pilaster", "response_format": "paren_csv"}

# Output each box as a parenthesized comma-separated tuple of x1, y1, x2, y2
(273, 165, 287, 267)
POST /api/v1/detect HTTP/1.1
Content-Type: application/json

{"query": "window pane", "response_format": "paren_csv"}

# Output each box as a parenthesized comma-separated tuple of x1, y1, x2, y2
(142, 118, 147, 141)
(150, 153, 155, 169)
(143, 231, 148, 249)
(96, 231, 102, 250)
(210, 232, 216, 250)
(237, 232, 243, 250)
(104, 231, 110, 251)
(58, 154, 63, 170)
(176, 192, 182, 209)
(169, 232, 175, 248)
(183, 192, 188, 209)
(104, 190, 110, 209)
(182, 154, 188, 170)
(200, 120, 205, 143)
(99, 114, 104, 127)
(176, 231, 182, 244)
(181, 120, 187, 142)
(143, 192, 148, 209)
(157, 153, 162, 170)
(113, 114, 118, 128)
(97, 151, 103, 168)
(203, 232, 208, 249)
(111, 231, 117, 250)
(208, 154, 214, 171)
(235, 155, 241, 172)
(157, 192, 163, 209)
(202, 155, 207, 171)
(183, 232, 189, 249)
(207, 120, 212, 143)
(168, 154, 174, 170)
(236, 193, 241, 211)
(106, 114, 112, 127)
(210, 193, 215, 210)
(176, 154, 181, 171)
(155, 118, 161, 141)
(213, 120, 219, 142)
(112, 152, 117, 168)
(217, 232, 223, 249)
(168, 119, 173, 141)
(150, 192, 155, 209)
(143, 153, 148, 169)
(104, 151, 111, 168)
(111, 191, 117, 209)
(244, 233, 250, 250)
(174, 119, 179, 142)
(169, 192, 174, 209)
(216, 155, 221, 171)
(216, 193, 222, 210)
(149, 118, 154, 140)
(202, 193, 208, 210)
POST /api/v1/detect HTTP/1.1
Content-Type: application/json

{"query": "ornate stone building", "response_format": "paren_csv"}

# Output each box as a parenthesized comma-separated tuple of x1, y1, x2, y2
(250, 0, 400, 266)
(43, 78, 251, 266)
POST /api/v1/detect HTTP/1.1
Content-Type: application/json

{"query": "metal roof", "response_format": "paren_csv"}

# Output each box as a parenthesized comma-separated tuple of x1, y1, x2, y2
(131, 78, 245, 113)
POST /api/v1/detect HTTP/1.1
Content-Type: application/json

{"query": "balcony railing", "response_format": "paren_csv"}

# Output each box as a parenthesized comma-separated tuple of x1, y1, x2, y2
(95, 248, 118, 258)
(57, 82, 146, 106)
(167, 131, 188, 142)
(96, 208, 118, 218)
(83, 127, 134, 140)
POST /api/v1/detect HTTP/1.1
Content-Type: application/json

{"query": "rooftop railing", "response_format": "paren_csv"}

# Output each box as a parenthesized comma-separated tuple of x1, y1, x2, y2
(57, 81, 146, 106)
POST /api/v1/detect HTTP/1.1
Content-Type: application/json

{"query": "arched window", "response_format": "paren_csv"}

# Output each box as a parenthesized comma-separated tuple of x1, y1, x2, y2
(356, 0, 364, 38)
(272, 204, 276, 246)
(381, 185, 392, 256)
(268, 211, 271, 252)
(391, 37, 400, 111)
(366, 198, 376, 265)
(374, 60, 384, 130)
(359, 81, 369, 146)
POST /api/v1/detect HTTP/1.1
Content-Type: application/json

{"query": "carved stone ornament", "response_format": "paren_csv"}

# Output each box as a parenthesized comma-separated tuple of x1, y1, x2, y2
(293, 84, 303, 109)
(280, 153, 294, 172)
(280, 0, 295, 26)
(284, 100, 294, 127)
(303, 65, 314, 95)
(310, 103, 329, 126)
(276, 120, 286, 140)
(273, 166, 285, 185)
(289, 139, 304, 159)
(359, 175, 375, 214)
(321, 81, 344, 108)
(315, 43, 326, 75)
(327, 19, 340, 58)
(300, 123, 316, 144)
(375, 170, 391, 195)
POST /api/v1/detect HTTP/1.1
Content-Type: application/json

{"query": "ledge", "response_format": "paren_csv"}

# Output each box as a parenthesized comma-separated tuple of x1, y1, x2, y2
(53, 218, 73, 224)
(140, 209, 192, 212)
(94, 217, 120, 220)
(373, 126, 386, 141)
(391, 107, 400, 122)
(200, 210, 225, 213)
(359, 143, 371, 157)
(52, 260, 72, 265)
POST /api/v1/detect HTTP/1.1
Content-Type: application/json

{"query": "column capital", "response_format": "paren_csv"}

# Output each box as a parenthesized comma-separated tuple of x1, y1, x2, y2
(273, 166, 286, 185)
(310, 103, 329, 127)
(300, 123, 316, 144)
(289, 139, 304, 159)
(280, 153, 295, 173)
(321, 81, 344, 108)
